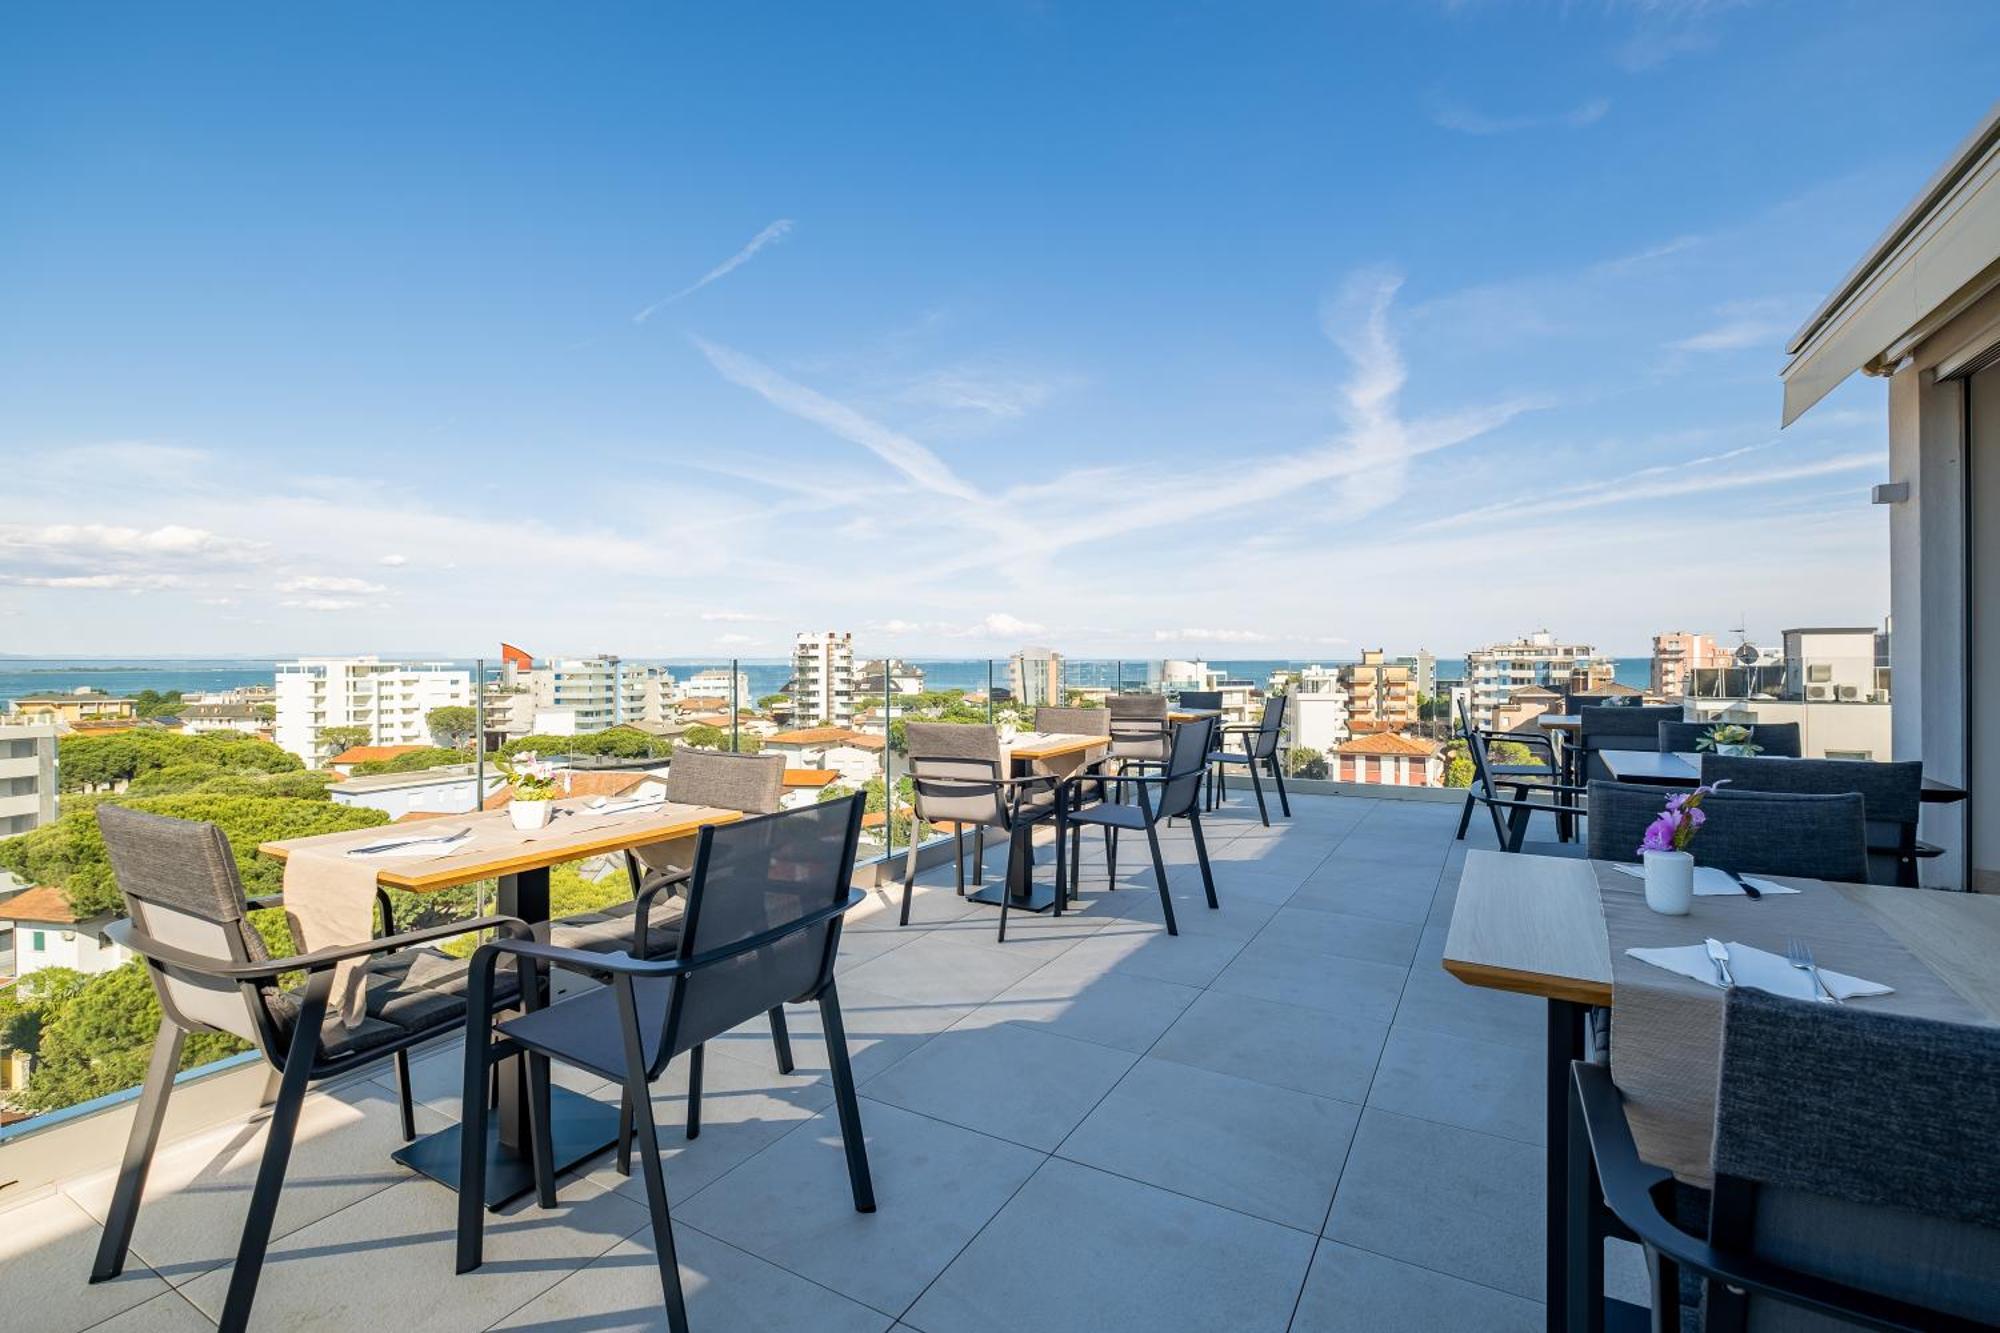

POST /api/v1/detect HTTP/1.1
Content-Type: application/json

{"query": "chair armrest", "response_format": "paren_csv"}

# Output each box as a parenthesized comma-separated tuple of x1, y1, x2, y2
(104, 913, 534, 982)
(1570, 1062, 1981, 1333)
(633, 866, 693, 909)
(245, 887, 404, 934)
(1475, 793, 1588, 816)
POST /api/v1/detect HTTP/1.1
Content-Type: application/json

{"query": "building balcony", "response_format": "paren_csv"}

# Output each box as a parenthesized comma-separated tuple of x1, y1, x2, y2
(0, 791, 1583, 1332)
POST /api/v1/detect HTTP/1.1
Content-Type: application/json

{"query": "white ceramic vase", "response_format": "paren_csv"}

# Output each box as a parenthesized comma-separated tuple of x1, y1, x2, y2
(510, 799, 552, 832)
(1643, 849, 1694, 915)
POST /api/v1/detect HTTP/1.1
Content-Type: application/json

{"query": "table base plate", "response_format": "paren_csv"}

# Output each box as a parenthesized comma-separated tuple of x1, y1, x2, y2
(964, 882, 1060, 914)
(394, 1085, 618, 1210)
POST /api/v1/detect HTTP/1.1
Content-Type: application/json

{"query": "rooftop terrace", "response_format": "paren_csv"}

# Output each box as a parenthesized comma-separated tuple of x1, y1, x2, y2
(3, 791, 1644, 1332)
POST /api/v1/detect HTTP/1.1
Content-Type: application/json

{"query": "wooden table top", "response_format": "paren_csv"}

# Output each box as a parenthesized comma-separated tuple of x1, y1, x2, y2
(1169, 708, 1223, 723)
(1599, 748, 1968, 803)
(1005, 732, 1111, 762)
(1443, 849, 2000, 1020)
(1537, 713, 1581, 733)
(261, 801, 743, 893)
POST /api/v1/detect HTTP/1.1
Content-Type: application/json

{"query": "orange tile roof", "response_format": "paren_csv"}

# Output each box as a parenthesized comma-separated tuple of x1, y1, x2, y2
(781, 768, 840, 787)
(684, 713, 734, 728)
(330, 745, 428, 765)
(483, 770, 653, 810)
(0, 885, 82, 924)
(675, 696, 731, 711)
(1337, 733, 1440, 757)
(767, 726, 884, 749)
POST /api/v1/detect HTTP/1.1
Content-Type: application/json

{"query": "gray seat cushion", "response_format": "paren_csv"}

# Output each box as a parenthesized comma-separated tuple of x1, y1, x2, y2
(552, 896, 687, 957)
(265, 947, 520, 1063)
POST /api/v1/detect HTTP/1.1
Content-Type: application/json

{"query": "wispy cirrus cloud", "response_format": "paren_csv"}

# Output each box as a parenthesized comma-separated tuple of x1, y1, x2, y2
(1428, 94, 1609, 135)
(1667, 298, 1799, 353)
(634, 219, 795, 321)
(277, 574, 387, 595)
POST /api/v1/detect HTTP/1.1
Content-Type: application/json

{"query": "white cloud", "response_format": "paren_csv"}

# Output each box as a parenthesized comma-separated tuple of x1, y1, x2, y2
(278, 574, 387, 595)
(712, 632, 760, 646)
(1151, 628, 1276, 644)
(635, 219, 795, 321)
(0, 572, 186, 590)
(379, 553, 408, 566)
(975, 612, 1043, 638)
(0, 523, 261, 560)
(699, 610, 775, 623)
(278, 597, 365, 612)
(898, 368, 1064, 420)
(1429, 95, 1609, 135)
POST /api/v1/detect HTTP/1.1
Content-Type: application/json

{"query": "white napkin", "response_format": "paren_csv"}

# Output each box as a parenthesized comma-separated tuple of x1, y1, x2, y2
(1610, 863, 1797, 896)
(345, 827, 472, 859)
(1625, 940, 1893, 1002)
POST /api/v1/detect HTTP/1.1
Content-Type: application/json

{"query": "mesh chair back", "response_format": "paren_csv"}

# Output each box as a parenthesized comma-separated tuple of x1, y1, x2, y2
(905, 723, 1008, 828)
(1657, 721, 1802, 758)
(1245, 694, 1286, 759)
(1106, 693, 1170, 762)
(1578, 706, 1684, 782)
(1033, 705, 1109, 737)
(663, 747, 786, 814)
(669, 797, 862, 1055)
(1177, 691, 1223, 711)
(1711, 987, 2000, 1322)
(1700, 754, 1921, 886)
(1156, 717, 1216, 819)
(1585, 781, 1869, 882)
(96, 805, 269, 1043)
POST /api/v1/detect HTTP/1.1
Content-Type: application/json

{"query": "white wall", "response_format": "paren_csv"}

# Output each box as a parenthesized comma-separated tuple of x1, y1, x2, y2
(11, 925, 129, 979)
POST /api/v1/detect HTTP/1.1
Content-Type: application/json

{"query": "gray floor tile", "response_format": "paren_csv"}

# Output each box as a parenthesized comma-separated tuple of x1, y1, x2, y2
(1325, 1109, 1544, 1300)
(1043, 921, 1248, 989)
(1255, 906, 1422, 967)
(1393, 958, 1546, 1052)
(677, 1099, 1042, 1317)
(708, 985, 976, 1087)
(1292, 1239, 1543, 1332)
(1367, 1025, 1544, 1145)
(1288, 873, 1437, 925)
(904, 1158, 1315, 1333)
(959, 962, 1200, 1053)
(1209, 939, 1409, 1023)
(863, 1021, 1136, 1151)
(0, 1192, 170, 1333)
(1150, 990, 1387, 1103)
(840, 932, 1047, 1007)
(1056, 1057, 1358, 1230)
(83, 1290, 216, 1332)
(492, 1222, 893, 1332)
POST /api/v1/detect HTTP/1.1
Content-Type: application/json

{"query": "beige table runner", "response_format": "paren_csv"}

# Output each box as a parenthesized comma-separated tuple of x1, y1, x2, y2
(279, 800, 723, 1026)
(1599, 864, 1984, 1184)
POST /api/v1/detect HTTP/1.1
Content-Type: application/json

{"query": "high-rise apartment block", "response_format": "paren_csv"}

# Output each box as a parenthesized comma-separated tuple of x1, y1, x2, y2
(1338, 649, 1420, 734)
(1008, 646, 1065, 707)
(1650, 630, 1725, 699)
(275, 657, 473, 765)
(1286, 665, 1351, 754)
(791, 631, 857, 726)
(0, 721, 58, 839)
(521, 655, 668, 732)
(1464, 631, 1613, 730)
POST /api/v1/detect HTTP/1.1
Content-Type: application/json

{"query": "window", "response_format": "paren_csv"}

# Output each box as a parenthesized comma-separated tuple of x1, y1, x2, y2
(31, 930, 46, 951)
(1824, 749, 1873, 761)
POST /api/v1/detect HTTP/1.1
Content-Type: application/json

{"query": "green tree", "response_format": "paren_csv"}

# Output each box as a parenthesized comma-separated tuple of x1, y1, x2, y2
(676, 724, 761, 754)
(425, 705, 477, 749)
(1, 964, 248, 1113)
(1287, 747, 1328, 780)
(1443, 740, 1474, 789)
(318, 725, 371, 756)
(129, 689, 186, 719)
(57, 731, 301, 793)
(757, 693, 790, 710)
(350, 746, 472, 775)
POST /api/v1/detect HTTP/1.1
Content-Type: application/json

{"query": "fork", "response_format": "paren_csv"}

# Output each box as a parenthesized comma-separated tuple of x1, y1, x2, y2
(1785, 937, 1839, 1003)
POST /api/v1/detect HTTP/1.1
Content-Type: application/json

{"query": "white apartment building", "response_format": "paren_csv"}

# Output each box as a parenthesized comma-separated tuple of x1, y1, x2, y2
(675, 668, 748, 706)
(791, 632, 857, 726)
(1687, 627, 1892, 761)
(1287, 666, 1351, 755)
(0, 721, 59, 840)
(522, 656, 668, 732)
(1007, 647, 1064, 707)
(1464, 631, 1614, 730)
(275, 657, 473, 766)
(1651, 630, 1725, 700)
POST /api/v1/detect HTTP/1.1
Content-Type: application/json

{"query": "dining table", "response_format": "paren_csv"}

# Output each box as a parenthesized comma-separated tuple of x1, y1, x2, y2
(959, 730, 1113, 914)
(1597, 748, 1970, 803)
(1442, 848, 2000, 1333)
(262, 797, 742, 1208)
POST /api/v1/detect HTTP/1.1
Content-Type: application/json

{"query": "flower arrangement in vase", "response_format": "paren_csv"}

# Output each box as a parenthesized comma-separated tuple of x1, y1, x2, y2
(1635, 781, 1726, 914)
(503, 754, 563, 830)
(1695, 724, 1761, 758)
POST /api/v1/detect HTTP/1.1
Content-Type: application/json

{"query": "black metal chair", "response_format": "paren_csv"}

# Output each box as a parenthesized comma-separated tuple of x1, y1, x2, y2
(1585, 779, 1871, 882)
(1176, 690, 1223, 712)
(1467, 728, 1589, 854)
(1571, 986, 2000, 1330)
(1577, 705, 1686, 784)
(1056, 717, 1219, 933)
(1699, 754, 1929, 887)
(89, 805, 530, 1333)
(1454, 695, 1557, 841)
(900, 722, 1060, 941)
(1206, 693, 1290, 825)
(1106, 692, 1171, 768)
(455, 798, 874, 1333)
(1657, 720, 1803, 758)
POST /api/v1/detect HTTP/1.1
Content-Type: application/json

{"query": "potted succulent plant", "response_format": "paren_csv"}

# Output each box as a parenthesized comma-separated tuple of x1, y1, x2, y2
(1636, 782, 1726, 915)
(1696, 723, 1761, 757)
(503, 754, 563, 831)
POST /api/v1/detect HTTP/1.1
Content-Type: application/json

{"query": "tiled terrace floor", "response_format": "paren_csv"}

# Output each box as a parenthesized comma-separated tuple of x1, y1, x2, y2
(3, 793, 1635, 1332)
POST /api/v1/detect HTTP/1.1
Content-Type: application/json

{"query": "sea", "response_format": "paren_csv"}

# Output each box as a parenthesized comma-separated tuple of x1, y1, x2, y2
(0, 655, 1656, 707)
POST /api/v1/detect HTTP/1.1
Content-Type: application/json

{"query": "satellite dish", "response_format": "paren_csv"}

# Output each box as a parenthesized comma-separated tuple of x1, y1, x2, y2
(1733, 642, 1761, 666)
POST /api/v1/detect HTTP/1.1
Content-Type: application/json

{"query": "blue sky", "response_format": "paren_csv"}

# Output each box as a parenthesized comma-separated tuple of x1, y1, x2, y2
(5, 2, 1998, 660)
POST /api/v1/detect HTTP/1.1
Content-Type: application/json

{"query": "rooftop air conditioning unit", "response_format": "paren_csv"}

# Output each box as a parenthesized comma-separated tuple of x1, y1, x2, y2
(1837, 685, 1859, 700)
(1807, 685, 1832, 701)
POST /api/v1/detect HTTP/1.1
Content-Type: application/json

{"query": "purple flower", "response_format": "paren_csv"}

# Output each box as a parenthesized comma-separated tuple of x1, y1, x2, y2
(1636, 813, 1679, 855)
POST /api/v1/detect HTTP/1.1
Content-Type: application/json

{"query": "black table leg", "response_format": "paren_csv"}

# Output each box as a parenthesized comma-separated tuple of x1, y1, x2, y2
(965, 823, 1059, 912)
(394, 866, 620, 1208)
(1547, 999, 1585, 1333)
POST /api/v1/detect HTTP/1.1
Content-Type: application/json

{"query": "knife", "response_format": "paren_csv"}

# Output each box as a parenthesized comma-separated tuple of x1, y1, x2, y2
(1722, 868, 1762, 900)
(1704, 937, 1735, 988)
